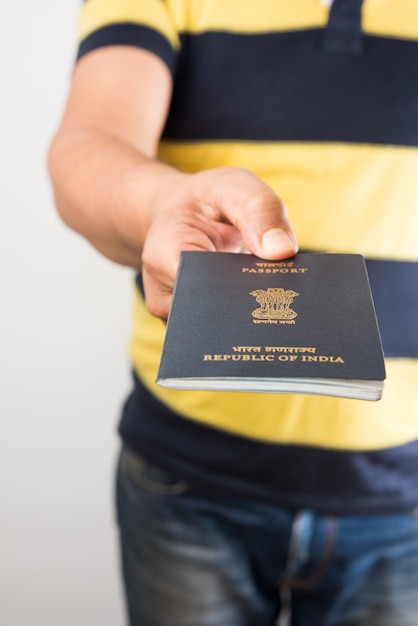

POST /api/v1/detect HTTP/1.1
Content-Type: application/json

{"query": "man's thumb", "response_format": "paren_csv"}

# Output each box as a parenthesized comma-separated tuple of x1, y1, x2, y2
(260, 227, 297, 256)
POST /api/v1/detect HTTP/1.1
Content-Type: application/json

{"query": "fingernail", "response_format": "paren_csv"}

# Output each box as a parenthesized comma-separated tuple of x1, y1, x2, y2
(261, 228, 295, 252)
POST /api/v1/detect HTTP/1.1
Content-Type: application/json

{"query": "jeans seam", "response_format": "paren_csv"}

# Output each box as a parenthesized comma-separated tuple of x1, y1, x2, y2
(279, 517, 337, 590)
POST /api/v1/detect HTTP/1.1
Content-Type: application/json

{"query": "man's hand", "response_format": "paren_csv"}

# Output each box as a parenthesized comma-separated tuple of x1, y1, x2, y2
(142, 166, 298, 320)
(48, 47, 297, 322)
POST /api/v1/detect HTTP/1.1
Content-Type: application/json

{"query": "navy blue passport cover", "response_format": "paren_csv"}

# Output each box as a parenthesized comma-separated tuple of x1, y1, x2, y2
(157, 251, 386, 399)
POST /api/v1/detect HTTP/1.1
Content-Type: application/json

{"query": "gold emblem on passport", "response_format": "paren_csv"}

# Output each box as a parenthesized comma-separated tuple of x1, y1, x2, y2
(250, 288, 299, 320)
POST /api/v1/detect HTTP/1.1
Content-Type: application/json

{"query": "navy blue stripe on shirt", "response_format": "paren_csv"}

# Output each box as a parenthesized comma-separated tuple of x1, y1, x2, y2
(162, 30, 418, 146)
(119, 372, 418, 514)
(366, 259, 418, 358)
(77, 23, 177, 74)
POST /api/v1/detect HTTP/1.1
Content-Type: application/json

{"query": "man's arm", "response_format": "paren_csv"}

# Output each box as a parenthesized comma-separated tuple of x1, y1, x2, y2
(48, 46, 178, 268)
(48, 46, 298, 319)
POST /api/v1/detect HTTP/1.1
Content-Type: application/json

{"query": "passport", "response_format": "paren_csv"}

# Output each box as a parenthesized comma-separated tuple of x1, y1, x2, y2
(157, 251, 386, 400)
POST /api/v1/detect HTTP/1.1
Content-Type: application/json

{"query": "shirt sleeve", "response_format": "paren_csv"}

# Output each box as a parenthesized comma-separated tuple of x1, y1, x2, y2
(77, 0, 180, 75)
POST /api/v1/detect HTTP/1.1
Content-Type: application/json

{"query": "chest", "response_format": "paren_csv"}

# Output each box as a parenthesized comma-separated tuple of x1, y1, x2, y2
(163, 1, 418, 146)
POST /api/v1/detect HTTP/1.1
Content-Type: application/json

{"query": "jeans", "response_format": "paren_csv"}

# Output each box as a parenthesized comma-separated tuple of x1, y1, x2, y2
(115, 446, 418, 626)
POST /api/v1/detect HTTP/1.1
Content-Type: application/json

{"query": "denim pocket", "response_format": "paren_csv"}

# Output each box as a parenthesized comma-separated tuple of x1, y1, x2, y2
(123, 447, 189, 496)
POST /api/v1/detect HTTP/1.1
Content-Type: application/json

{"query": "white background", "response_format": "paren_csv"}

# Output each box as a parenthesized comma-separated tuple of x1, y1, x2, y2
(0, 2, 132, 624)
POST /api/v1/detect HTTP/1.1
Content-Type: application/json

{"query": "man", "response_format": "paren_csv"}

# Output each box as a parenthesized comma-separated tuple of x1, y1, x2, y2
(48, 0, 418, 624)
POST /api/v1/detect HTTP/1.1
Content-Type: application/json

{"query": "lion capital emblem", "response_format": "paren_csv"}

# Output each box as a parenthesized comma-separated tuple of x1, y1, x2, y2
(250, 288, 299, 320)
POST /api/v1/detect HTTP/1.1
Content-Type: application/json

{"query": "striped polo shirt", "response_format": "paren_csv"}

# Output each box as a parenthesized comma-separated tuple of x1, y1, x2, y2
(77, 0, 418, 513)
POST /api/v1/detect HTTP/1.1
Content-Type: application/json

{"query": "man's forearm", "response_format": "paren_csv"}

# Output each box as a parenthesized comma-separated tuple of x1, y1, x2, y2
(48, 126, 186, 268)
(49, 126, 298, 319)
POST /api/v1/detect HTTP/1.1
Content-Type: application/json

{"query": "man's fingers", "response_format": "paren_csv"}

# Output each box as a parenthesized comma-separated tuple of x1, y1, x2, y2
(142, 167, 299, 320)
(197, 168, 298, 259)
